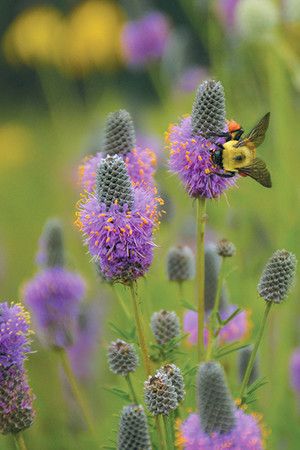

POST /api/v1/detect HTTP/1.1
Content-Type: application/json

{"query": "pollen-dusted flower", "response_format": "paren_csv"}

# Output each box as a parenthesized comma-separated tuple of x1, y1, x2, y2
(121, 11, 170, 66)
(117, 405, 151, 450)
(184, 304, 250, 346)
(151, 310, 180, 345)
(238, 345, 259, 386)
(257, 249, 297, 303)
(167, 245, 195, 282)
(166, 80, 237, 199)
(79, 110, 157, 193)
(23, 268, 86, 348)
(290, 348, 300, 394)
(179, 361, 263, 449)
(158, 364, 185, 403)
(108, 339, 139, 376)
(0, 302, 35, 435)
(144, 371, 178, 416)
(76, 155, 160, 283)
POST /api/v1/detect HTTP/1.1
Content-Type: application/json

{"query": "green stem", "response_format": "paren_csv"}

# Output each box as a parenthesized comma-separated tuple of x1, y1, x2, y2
(239, 302, 273, 403)
(58, 348, 95, 433)
(155, 416, 168, 450)
(196, 197, 207, 361)
(178, 281, 184, 302)
(129, 282, 152, 376)
(206, 257, 226, 361)
(112, 285, 131, 319)
(147, 63, 166, 104)
(162, 415, 174, 450)
(13, 433, 28, 450)
(125, 374, 139, 404)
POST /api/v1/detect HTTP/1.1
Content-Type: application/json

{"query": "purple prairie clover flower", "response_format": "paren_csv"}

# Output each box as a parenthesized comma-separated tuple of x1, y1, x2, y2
(23, 268, 86, 348)
(183, 305, 251, 346)
(179, 409, 263, 449)
(121, 11, 170, 66)
(290, 348, 300, 393)
(79, 147, 157, 194)
(217, 0, 240, 29)
(166, 115, 236, 199)
(0, 302, 35, 434)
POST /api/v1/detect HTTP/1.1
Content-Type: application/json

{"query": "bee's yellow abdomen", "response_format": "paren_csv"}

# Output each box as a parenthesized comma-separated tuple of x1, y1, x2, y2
(222, 141, 256, 171)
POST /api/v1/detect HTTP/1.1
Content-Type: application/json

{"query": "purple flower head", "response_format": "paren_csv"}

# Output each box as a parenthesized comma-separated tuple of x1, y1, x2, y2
(0, 302, 31, 369)
(167, 115, 236, 198)
(184, 305, 250, 346)
(68, 302, 102, 382)
(218, 0, 240, 29)
(180, 409, 263, 449)
(77, 186, 160, 284)
(23, 268, 86, 348)
(290, 348, 300, 393)
(122, 11, 170, 66)
(79, 147, 157, 194)
(177, 66, 209, 93)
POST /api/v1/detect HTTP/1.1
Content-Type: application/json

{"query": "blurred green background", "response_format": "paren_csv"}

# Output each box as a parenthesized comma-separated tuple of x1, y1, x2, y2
(0, 0, 300, 449)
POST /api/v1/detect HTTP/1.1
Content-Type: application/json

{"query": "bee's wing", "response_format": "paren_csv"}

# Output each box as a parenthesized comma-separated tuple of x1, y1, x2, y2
(235, 112, 270, 148)
(238, 158, 272, 188)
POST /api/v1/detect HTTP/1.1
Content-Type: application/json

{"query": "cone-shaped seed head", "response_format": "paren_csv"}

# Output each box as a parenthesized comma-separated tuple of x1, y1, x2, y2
(257, 249, 297, 303)
(217, 239, 236, 258)
(43, 219, 65, 268)
(108, 339, 139, 376)
(96, 155, 134, 210)
(117, 404, 151, 450)
(238, 345, 259, 386)
(205, 245, 228, 312)
(197, 361, 236, 434)
(191, 80, 226, 135)
(167, 246, 195, 282)
(158, 364, 185, 403)
(144, 372, 178, 416)
(151, 310, 180, 345)
(103, 109, 136, 156)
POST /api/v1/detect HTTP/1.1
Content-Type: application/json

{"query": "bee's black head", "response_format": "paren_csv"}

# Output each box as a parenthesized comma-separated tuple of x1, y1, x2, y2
(211, 149, 223, 168)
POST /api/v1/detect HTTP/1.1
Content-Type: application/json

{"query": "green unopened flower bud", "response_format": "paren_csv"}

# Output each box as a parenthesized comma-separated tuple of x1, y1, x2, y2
(167, 246, 195, 282)
(238, 346, 259, 386)
(103, 109, 136, 157)
(191, 80, 226, 135)
(43, 219, 65, 268)
(257, 249, 297, 303)
(96, 155, 134, 210)
(158, 364, 185, 403)
(197, 362, 236, 434)
(144, 372, 178, 416)
(117, 404, 151, 450)
(151, 310, 180, 346)
(108, 339, 139, 376)
(217, 239, 236, 258)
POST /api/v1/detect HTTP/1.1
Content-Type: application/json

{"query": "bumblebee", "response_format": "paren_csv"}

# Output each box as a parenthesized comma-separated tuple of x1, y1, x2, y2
(209, 113, 272, 188)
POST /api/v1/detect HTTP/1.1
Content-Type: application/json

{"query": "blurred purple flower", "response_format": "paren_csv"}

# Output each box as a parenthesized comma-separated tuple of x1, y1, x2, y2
(177, 66, 209, 93)
(218, 0, 240, 29)
(290, 348, 300, 393)
(68, 302, 102, 381)
(76, 186, 160, 283)
(166, 116, 236, 199)
(180, 409, 263, 449)
(23, 268, 86, 348)
(183, 305, 250, 346)
(121, 11, 170, 66)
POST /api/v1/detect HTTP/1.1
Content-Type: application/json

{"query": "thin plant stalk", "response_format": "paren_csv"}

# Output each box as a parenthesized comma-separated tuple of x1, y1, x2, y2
(155, 416, 168, 450)
(125, 374, 139, 404)
(177, 281, 184, 302)
(239, 301, 273, 403)
(147, 63, 167, 104)
(206, 257, 226, 360)
(13, 433, 28, 450)
(111, 285, 131, 319)
(196, 197, 207, 361)
(58, 348, 95, 434)
(162, 415, 174, 450)
(129, 282, 152, 376)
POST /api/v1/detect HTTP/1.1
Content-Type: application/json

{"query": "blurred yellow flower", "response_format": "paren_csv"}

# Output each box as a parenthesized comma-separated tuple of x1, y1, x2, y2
(3, 6, 64, 66)
(0, 123, 32, 171)
(61, 0, 125, 76)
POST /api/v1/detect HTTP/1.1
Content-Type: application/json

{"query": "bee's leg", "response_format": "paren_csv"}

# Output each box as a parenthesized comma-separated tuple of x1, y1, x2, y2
(202, 131, 231, 141)
(234, 129, 244, 140)
(214, 171, 236, 178)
